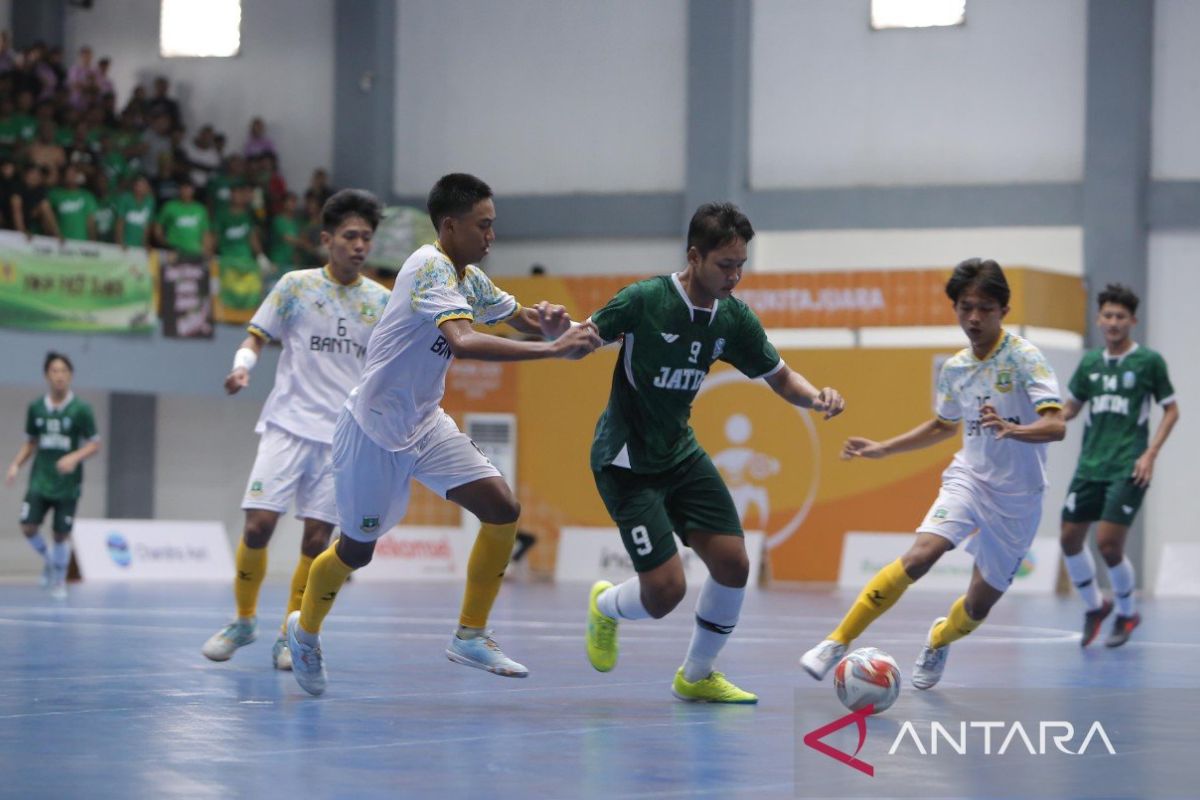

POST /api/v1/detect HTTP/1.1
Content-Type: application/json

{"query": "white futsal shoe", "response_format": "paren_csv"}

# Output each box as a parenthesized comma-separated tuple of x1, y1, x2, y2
(446, 630, 529, 678)
(272, 635, 292, 670)
(911, 617, 950, 690)
(201, 616, 257, 661)
(286, 611, 327, 696)
(800, 639, 847, 681)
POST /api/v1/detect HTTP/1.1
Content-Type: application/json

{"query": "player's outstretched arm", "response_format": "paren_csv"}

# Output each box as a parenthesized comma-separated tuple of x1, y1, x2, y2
(507, 301, 574, 340)
(224, 334, 266, 394)
(843, 417, 959, 461)
(763, 364, 845, 420)
(56, 438, 101, 476)
(980, 405, 1066, 443)
(438, 317, 601, 362)
(1062, 398, 1083, 422)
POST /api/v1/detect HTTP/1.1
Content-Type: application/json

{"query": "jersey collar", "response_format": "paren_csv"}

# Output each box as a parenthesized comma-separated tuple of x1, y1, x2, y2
(44, 391, 74, 413)
(971, 329, 1009, 362)
(1103, 341, 1138, 364)
(670, 272, 719, 326)
(322, 265, 362, 287)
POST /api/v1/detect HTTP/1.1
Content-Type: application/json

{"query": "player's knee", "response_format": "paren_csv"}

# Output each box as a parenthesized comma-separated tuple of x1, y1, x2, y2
(335, 536, 375, 569)
(901, 549, 937, 580)
(709, 552, 749, 588)
(1096, 539, 1123, 566)
(1059, 525, 1086, 554)
(301, 531, 332, 558)
(243, 517, 276, 548)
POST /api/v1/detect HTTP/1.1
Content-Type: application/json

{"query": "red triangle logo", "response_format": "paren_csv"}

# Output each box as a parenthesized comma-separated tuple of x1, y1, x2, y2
(802, 704, 875, 776)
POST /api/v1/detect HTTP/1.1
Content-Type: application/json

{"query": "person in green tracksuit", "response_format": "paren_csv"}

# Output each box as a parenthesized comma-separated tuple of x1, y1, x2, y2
(5, 353, 101, 599)
(1061, 283, 1180, 648)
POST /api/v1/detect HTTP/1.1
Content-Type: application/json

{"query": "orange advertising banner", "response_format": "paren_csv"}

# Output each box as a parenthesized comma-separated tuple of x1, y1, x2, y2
(498, 266, 1084, 333)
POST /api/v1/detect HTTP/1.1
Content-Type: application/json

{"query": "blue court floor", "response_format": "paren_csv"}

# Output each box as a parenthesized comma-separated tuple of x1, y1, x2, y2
(0, 579, 1197, 799)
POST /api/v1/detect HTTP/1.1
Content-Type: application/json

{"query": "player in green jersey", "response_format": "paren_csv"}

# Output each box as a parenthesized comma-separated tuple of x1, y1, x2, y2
(5, 353, 101, 599)
(582, 203, 845, 703)
(1061, 284, 1179, 647)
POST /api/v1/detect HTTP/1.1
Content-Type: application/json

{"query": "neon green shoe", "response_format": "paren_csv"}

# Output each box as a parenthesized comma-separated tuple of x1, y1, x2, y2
(671, 668, 758, 704)
(586, 580, 619, 672)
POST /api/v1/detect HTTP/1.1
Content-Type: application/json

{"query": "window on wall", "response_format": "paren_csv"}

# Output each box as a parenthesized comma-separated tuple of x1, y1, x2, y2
(160, 0, 242, 58)
(871, 0, 965, 30)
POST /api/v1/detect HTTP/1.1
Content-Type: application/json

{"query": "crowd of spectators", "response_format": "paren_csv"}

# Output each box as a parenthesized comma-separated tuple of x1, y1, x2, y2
(0, 34, 335, 279)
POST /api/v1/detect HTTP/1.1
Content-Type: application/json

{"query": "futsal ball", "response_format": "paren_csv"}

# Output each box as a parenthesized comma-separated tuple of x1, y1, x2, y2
(833, 647, 901, 714)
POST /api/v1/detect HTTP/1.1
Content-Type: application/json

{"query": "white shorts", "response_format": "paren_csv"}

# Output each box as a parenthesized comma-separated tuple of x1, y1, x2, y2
(333, 407, 501, 542)
(916, 478, 1043, 592)
(241, 424, 338, 524)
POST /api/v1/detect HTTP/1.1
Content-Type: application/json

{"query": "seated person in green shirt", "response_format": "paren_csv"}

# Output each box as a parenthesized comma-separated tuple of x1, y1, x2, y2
(47, 164, 98, 242)
(155, 178, 212, 257)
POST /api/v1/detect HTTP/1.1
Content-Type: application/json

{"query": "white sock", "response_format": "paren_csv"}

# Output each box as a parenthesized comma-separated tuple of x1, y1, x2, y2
(1063, 549, 1103, 611)
(681, 577, 744, 682)
(26, 532, 49, 560)
(1107, 557, 1137, 616)
(51, 540, 71, 578)
(596, 577, 651, 621)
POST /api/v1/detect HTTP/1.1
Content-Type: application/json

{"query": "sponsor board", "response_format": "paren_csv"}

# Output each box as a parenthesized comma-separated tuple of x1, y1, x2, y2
(1154, 542, 1200, 597)
(837, 532, 1058, 595)
(350, 526, 471, 582)
(73, 519, 233, 581)
(555, 527, 766, 585)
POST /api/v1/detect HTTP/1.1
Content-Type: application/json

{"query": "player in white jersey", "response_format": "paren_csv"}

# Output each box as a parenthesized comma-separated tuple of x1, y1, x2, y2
(202, 190, 391, 670)
(800, 259, 1066, 690)
(285, 173, 602, 696)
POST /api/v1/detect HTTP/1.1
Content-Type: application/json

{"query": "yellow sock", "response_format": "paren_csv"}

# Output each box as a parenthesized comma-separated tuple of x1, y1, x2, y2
(929, 595, 983, 648)
(829, 558, 914, 645)
(298, 540, 355, 634)
(280, 554, 315, 633)
(459, 521, 519, 629)
(234, 540, 268, 619)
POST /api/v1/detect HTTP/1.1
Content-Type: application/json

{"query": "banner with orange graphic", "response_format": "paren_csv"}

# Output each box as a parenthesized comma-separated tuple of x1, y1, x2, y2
(497, 267, 1085, 333)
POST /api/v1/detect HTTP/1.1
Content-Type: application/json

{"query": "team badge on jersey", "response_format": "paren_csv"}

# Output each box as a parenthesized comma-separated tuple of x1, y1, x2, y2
(360, 303, 379, 324)
(360, 515, 380, 533)
(249, 480, 264, 497)
(1123, 370, 1135, 389)
(713, 338, 726, 361)
(995, 370, 1013, 393)
(932, 506, 950, 520)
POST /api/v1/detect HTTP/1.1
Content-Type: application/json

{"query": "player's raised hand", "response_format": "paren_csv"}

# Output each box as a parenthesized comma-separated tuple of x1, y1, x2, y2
(552, 321, 603, 360)
(534, 301, 573, 341)
(842, 437, 887, 460)
(811, 387, 845, 420)
(979, 404, 1014, 439)
(224, 367, 251, 395)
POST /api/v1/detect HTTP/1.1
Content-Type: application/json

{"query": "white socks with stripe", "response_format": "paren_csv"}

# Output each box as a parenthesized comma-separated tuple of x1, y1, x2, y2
(51, 541, 71, 578)
(681, 577, 744, 682)
(26, 532, 49, 561)
(1107, 557, 1137, 616)
(1063, 549, 1103, 611)
(596, 577, 652, 621)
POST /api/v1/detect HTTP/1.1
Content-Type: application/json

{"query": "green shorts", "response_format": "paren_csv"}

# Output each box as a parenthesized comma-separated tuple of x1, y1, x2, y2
(1061, 476, 1145, 527)
(592, 452, 742, 573)
(20, 492, 78, 535)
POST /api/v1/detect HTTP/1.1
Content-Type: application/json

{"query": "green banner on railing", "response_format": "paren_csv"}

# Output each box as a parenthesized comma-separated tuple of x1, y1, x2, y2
(0, 232, 155, 333)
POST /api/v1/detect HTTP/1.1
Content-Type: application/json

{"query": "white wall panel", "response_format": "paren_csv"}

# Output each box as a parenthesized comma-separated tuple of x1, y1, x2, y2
(1144, 233, 1200, 590)
(752, 226, 1083, 274)
(751, 0, 1087, 188)
(64, 0, 334, 190)
(393, 0, 687, 196)
(1152, 0, 1200, 180)
(483, 238, 682, 278)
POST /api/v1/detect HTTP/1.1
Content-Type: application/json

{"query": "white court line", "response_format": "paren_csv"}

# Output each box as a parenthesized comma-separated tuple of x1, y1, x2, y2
(609, 781, 797, 799)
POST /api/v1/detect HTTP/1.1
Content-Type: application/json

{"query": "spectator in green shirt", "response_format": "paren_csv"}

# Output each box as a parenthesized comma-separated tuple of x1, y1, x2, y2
(47, 164, 98, 242)
(267, 191, 311, 271)
(90, 172, 116, 243)
(215, 183, 262, 264)
(155, 179, 211, 257)
(114, 174, 156, 249)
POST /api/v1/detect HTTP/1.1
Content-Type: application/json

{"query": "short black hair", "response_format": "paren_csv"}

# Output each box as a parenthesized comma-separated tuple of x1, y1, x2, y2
(686, 202, 754, 257)
(427, 173, 492, 231)
(945, 258, 1010, 307)
(44, 351, 73, 374)
(321, 188, 383, 233)
(1097, 282, 1139, 315)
